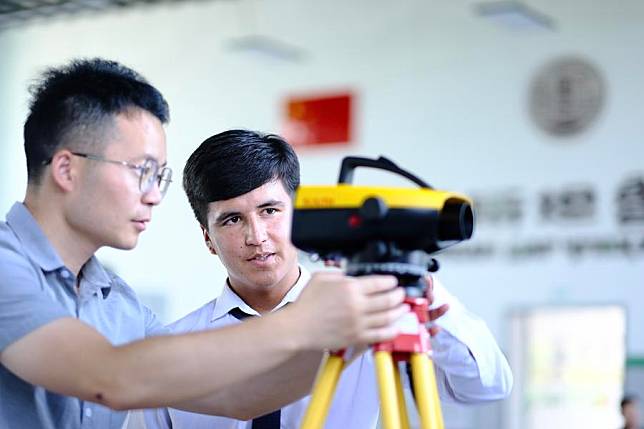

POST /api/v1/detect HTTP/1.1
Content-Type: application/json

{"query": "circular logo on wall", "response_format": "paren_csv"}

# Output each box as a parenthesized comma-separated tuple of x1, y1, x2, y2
(529, 56, 606, 137)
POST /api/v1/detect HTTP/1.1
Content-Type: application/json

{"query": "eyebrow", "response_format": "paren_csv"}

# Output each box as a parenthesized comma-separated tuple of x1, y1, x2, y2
(258, 199, 286, 209)
(214, 199, 286, 224)
(151, 158, 168, 168)
(133, 154, 167, 167)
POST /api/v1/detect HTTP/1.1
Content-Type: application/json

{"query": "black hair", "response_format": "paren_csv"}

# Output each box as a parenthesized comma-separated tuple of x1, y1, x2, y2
(622, 395, 639, 408)
(24, 57, 170, 183)
(183, 129, 300, 227)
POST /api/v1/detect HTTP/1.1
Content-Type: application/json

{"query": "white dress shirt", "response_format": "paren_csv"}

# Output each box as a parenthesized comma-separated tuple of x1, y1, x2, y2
(134, 267, 512, 429)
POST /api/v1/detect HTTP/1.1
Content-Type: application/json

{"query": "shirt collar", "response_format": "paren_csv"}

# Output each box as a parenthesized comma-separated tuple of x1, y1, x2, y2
(210, 266, 311, 322)
(6, 202, 112, 296)
(81, 256, 113, 292)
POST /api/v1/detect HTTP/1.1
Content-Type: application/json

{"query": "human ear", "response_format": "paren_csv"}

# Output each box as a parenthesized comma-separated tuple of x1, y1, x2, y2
(49, 150, 76, 192)
(201, 225, 217, 255)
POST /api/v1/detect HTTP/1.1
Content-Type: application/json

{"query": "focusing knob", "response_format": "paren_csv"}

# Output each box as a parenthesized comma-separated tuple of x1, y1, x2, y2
(360, 197, 388, 221)
(346, 262, 426, 278)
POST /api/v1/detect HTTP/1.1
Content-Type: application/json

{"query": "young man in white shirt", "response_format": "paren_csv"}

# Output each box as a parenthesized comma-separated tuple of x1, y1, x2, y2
(138, 129, 513, 429)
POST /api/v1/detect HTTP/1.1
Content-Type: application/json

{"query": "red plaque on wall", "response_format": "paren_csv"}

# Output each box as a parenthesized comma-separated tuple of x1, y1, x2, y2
(282, 92, 353, 147)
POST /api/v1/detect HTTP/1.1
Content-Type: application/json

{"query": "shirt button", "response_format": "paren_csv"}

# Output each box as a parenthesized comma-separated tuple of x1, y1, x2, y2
(60, 270, 71, 279)
(84, 407, 92, 418)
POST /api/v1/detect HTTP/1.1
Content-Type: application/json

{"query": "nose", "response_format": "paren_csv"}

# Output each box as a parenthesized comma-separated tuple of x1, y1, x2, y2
(245, 217, 268, 245)
(141, 180, 163, 206)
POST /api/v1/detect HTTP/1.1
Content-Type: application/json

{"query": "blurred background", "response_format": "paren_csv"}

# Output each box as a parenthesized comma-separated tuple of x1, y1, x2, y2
(1, 0, 642, 427)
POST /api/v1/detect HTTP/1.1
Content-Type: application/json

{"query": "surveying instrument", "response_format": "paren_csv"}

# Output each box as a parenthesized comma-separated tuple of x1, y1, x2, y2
(291, 156, 474, 429)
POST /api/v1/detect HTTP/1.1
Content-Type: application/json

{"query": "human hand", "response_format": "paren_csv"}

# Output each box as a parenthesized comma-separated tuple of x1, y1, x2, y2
(424, 274, 449, 336)
(293, 272, 407, 350)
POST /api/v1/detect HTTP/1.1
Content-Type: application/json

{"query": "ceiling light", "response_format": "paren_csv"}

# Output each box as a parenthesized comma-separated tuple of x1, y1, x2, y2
(474, 1, 555, 31)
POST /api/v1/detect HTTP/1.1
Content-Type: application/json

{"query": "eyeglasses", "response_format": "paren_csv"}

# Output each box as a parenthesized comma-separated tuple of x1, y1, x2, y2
(71, 152, 173, 197)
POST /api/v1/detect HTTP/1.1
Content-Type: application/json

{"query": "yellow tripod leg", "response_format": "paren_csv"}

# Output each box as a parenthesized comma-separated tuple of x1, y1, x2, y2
(374, 351, 401, 429)
(300, 353, 345, 429)
(393, 363, 411, 429)
(410, 353, 444, 429)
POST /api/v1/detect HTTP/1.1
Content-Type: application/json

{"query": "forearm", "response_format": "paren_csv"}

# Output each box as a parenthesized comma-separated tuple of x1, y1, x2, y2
(427, 279, 513, 403)
(173, 348, 365, 418)
(431, 324, 513, 403)
(433, 345, 512, 403)
(106, 306, 309, 409)
(2, 308, 309, 411)
(171, 351, 323, 419)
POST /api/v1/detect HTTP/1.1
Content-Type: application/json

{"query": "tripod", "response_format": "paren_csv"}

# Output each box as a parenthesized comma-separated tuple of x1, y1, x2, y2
(300, 278, 444, 429)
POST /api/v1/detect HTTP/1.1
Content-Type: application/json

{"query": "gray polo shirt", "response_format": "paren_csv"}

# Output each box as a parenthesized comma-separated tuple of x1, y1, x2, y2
(0, 202, 168, 429)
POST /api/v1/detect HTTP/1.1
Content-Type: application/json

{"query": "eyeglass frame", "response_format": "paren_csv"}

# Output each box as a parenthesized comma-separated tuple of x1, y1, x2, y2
(69, 152, 173, 197)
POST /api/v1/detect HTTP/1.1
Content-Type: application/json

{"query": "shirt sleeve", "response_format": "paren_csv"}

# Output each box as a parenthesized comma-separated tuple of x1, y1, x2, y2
(429, 278, 514, 403)
(143, 305, 172, 338)
(0, 240, 70, 352)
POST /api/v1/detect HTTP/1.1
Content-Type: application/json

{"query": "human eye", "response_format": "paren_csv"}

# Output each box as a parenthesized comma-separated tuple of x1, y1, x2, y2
(222, 215, 241, 226)
(263, 207, 280, 215)
(136, 159, 156, 179)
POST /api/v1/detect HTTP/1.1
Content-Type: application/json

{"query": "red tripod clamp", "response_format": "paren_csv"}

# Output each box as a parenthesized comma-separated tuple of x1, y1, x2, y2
(372, 296, 432, 362)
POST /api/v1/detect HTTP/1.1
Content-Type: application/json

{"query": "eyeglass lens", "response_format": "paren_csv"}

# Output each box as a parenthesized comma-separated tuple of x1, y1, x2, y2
(139, 159, 173, 196)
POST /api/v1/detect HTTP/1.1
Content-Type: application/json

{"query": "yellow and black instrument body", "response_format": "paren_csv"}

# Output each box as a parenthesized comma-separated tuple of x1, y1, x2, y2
(292, 156, 474, 261)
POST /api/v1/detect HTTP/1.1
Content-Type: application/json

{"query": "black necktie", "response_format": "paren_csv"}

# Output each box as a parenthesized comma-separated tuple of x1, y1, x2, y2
(228, 307, 281, 429)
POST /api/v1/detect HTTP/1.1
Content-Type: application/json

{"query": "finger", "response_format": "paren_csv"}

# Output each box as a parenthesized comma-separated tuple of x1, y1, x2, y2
(358, 325, 399, 345)
(363, 303, 410, 329)
(352, 275, 398, 294)
(364, 288, 406, 314)
(424, 274, 434, 291)
(424, 274, 434, 302)
(428, 303, 449, 321)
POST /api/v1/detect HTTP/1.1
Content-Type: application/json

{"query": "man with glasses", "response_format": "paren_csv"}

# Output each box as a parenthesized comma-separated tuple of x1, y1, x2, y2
(0, 58, 407, 429)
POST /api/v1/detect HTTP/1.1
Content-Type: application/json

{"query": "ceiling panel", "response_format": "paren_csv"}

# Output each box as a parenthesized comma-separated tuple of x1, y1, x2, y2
(0, 0, 194, 29)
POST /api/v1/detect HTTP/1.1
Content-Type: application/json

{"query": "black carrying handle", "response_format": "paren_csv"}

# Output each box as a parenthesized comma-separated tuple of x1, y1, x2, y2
(337, 156, 432, 189)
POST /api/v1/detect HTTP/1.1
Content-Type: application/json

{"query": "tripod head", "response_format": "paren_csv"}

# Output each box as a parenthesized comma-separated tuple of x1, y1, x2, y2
(291, 156, 474, 296)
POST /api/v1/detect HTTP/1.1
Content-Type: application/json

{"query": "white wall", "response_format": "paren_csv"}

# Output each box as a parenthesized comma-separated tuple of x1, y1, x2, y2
(1, 0, 642, 361)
